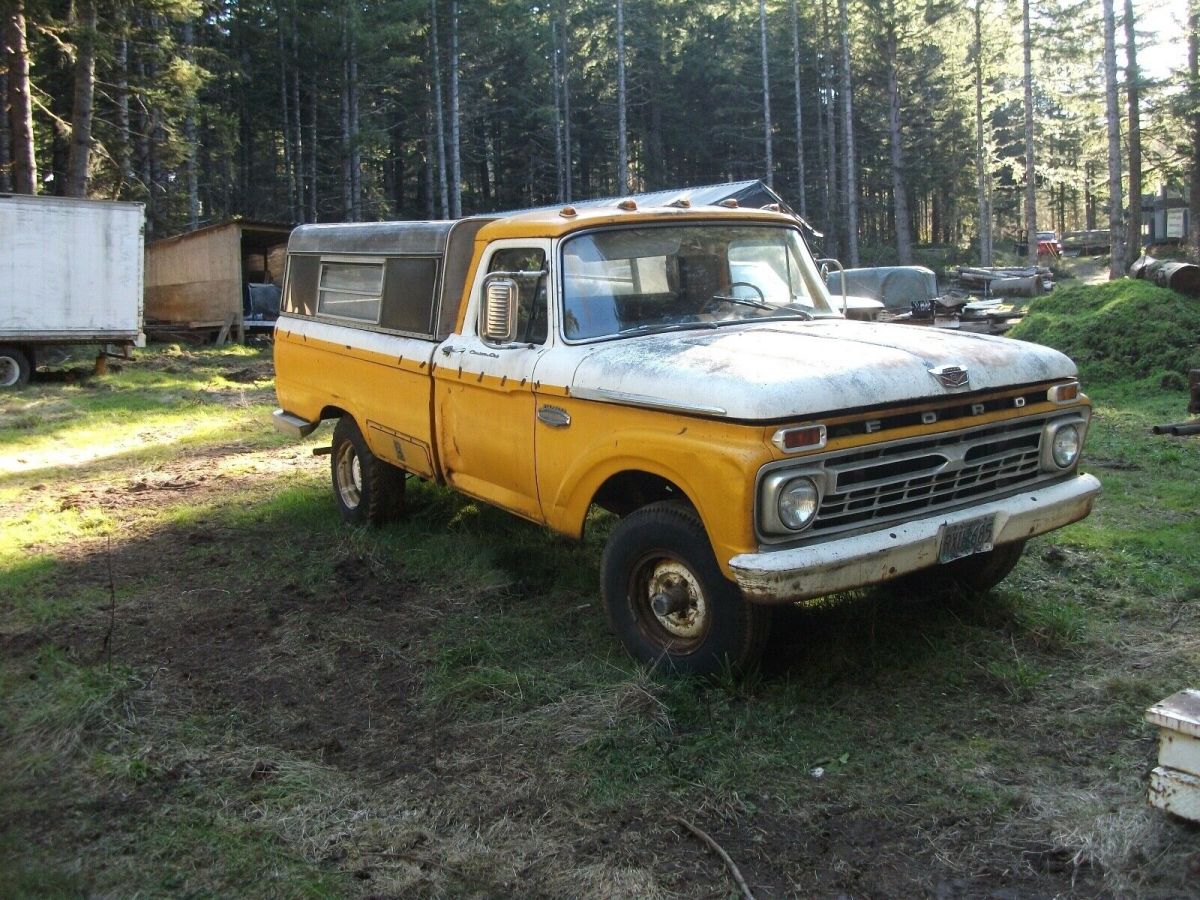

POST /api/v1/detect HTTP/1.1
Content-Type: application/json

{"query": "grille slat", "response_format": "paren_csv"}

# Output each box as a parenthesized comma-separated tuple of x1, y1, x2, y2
(810, 418, 1047, 534)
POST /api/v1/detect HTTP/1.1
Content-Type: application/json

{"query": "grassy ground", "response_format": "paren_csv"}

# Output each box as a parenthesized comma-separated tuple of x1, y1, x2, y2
(1, 337, 1197, 898)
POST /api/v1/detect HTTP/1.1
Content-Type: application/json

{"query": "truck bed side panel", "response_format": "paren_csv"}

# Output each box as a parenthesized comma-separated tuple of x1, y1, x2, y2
(274, 316, 438, 478)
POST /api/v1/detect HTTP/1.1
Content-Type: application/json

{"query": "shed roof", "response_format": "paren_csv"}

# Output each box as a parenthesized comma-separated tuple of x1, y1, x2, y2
(148, 218, 293, 251)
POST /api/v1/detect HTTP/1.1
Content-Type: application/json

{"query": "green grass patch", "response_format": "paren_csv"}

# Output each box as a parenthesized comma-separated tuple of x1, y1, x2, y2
(1008, 279, 1200, 384)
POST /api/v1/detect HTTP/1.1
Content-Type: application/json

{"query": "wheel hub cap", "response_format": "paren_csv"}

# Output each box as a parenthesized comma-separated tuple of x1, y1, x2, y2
(646, 562, 706, 639)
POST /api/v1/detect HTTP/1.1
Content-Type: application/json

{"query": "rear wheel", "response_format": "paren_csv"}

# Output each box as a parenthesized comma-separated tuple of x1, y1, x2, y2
(0, 346, 31, 388)
(330, 417, 405, 526)
(601, 501, 771, 675)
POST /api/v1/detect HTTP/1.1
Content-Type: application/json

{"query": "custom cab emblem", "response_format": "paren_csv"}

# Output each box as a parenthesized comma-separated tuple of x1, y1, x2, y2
(930, 364, 970, 390)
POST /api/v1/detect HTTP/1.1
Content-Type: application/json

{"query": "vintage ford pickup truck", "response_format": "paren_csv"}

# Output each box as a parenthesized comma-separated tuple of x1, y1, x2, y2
(272, 197, 1100, 674)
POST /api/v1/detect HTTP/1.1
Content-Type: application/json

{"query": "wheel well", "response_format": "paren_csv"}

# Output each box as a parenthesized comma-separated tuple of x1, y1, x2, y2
(319, 405, 348, 422)
(592, 470, 691, 519)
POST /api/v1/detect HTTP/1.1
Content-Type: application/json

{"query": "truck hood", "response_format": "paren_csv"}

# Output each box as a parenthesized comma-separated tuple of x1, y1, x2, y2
(568, 320, 1076, 420)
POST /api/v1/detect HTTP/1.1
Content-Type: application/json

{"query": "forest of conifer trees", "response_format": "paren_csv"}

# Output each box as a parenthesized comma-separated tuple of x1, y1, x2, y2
(1, 0, 1192, 265)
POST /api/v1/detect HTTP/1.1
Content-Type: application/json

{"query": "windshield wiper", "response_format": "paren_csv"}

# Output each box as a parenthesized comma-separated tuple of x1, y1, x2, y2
(617, 321, 718, 337)
(708, 293, 774, 310)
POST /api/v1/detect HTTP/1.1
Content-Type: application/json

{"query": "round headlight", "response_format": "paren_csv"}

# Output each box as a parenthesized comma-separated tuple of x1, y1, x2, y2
(778, 477, 820, 530)
(1051, 424, 1081, 468)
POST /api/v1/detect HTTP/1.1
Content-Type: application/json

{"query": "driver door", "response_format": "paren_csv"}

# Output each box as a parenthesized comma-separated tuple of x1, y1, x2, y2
(433, 240, 550, 522)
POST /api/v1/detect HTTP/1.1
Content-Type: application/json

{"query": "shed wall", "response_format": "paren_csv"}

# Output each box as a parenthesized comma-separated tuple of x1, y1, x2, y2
(145, 225, 242, 325)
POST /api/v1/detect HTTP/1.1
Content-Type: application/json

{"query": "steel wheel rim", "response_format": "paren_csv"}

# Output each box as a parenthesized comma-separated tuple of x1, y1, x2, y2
(629, 554, 710, 653)
(335, 443, 363, 509)
(0, 357, 19, 388)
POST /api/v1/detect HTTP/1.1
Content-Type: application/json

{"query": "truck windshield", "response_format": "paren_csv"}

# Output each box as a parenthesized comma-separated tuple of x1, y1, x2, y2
(560, 224, 836, 341)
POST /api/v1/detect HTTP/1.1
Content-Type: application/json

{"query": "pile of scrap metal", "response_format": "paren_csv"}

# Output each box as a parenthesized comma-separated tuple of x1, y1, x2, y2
(824, 265, 1027, 334)
(956, 265, 1054, 297)
(1129, 254, 1200, 296)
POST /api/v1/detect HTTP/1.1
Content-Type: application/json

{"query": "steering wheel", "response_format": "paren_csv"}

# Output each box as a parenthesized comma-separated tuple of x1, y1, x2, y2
(701, 281, 769, 315)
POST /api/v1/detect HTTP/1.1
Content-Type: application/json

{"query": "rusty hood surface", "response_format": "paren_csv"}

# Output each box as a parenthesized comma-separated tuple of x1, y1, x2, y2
(566, 320, 1075, 420)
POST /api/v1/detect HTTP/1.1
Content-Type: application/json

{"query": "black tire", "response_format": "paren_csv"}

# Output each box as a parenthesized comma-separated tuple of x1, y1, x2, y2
(0, 345, 31, 389)
(330, 416, 405, 526)
(895, 540, 1026, 596)
(600, 501, 771, 676)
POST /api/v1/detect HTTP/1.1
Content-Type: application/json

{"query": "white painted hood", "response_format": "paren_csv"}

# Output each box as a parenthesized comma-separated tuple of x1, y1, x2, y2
(568, 320, 1076, 420)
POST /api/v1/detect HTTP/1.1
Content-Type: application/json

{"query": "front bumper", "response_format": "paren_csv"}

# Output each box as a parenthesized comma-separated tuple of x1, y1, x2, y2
(728, 473, 1101, 603)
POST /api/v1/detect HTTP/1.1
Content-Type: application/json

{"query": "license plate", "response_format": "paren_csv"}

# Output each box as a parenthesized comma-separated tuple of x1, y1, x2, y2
(937, 515, 995, 564)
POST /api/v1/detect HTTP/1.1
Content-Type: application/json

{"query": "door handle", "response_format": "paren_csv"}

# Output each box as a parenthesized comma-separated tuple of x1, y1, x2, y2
(537, 405, 571, 428)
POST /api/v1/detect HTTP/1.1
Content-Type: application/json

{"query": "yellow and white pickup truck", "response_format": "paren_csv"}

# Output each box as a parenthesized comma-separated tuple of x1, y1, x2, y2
(272, 199, 1100, 674)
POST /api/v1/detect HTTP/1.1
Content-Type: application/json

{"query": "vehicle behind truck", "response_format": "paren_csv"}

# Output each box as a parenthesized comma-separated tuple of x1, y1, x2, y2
(272, 195, 1100, 674)
(0, 194, 144, 387)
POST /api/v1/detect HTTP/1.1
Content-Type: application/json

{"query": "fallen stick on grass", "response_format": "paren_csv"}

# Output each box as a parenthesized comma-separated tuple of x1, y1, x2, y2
(671, 814, 755, 900)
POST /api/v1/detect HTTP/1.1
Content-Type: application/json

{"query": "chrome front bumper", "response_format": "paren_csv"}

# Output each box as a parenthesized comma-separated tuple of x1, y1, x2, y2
(729, 473, 1101, 603)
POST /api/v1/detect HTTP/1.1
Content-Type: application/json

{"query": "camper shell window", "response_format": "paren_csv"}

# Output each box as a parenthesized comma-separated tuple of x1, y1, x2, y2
(317, 261, 384, 323)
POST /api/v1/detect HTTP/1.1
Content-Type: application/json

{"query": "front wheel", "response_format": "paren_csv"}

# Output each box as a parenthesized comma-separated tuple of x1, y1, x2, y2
(330, 416, 405, 526)
(601, 502, 771, 676)
(0, 345, 31, 388)
(895, 540, 1027, 596)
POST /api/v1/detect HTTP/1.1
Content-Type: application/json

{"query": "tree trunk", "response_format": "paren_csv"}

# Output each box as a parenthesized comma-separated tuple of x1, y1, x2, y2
(0, 70, 10, 193)
(290, 8, 304, 223)
(1085, 159, 1096, 230)
(349, 21, 361, 220)
(1123, 0, 1141, 267)
(278, 16, 296, 221)
(885, 2, 912, 264)
(66, 0, 98, 196)
(182, 18, 199, 227)
(430, 0, 449, 218)
(4, 0, 37, 194)
(616, 0, 628, 194)
(341, 15, 353, 220)
(822, 0, 838, 239)
(974, 0, 992, 265)
(791, 0, 807, 218)
(306, 73, 318, 222)
(552, 16, 564, 202)
(759, 0, 773, 187)
(1191, 0, 1200, 255)
(114, 11, 131, 194)
(448, 0, 461, 217)
(560, 0, 572, 202)
(838, 0, 859, 266)
(1022, 0, 1037, 266)
(1103, 0, 1124, 277)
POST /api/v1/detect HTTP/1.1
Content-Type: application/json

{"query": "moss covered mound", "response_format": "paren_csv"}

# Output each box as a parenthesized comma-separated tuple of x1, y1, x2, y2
(1008, 279, 1200, 384)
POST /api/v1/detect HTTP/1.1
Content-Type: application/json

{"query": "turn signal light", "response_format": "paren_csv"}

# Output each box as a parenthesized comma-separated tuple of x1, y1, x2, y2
(1048, 381, 1080, 404)
(772, 424, 827, 453)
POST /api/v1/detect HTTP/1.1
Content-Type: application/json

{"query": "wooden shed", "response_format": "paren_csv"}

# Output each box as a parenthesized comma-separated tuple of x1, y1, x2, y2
(144, 220, 292, 341)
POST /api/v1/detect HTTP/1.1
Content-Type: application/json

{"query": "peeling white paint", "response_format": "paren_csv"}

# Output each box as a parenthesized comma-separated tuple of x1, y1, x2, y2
(561, 320, 1076, 421)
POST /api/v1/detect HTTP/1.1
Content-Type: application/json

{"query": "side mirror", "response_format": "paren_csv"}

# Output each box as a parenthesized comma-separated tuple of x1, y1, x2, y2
(480, 275, 518, 343)
(817, 257, 848, 314)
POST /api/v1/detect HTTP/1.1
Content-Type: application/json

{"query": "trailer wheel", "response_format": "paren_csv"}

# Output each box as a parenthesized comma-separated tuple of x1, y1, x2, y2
(0, 346, 31, 388)
(330, 416, 405, 526)
(601, 501, 771, 676)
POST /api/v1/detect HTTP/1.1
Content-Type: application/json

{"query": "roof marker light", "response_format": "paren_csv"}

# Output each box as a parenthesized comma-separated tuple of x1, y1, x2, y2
(559, 206, 578, 218)
(618, 199, 638, 211)
(670, 198, 692, 208)
(719, 199, 739, 208)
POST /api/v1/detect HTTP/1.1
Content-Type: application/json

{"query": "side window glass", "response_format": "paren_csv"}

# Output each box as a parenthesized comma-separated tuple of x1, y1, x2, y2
(317, 261, 384, 323)
(488, 248, 547, 345)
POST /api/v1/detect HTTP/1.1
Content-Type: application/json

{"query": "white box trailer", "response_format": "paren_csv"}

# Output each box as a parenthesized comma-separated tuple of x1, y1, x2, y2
(0, 194, 145, 387)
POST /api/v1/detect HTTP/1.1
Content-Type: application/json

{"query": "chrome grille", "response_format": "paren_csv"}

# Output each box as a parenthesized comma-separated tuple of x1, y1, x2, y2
(812, 417, 1047, 534)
